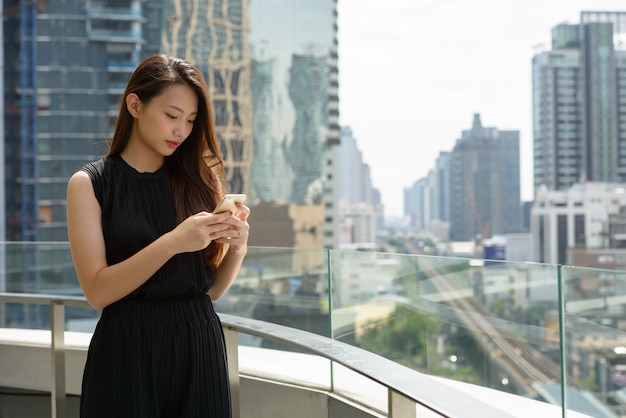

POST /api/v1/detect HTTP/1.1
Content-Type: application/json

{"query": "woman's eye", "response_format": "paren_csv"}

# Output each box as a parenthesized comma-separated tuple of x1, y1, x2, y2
(188, 120, 196, 124)
(166, 113, 177, 119)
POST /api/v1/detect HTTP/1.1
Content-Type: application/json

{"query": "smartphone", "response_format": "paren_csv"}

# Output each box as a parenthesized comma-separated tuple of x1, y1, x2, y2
(213, 194, 247, 214)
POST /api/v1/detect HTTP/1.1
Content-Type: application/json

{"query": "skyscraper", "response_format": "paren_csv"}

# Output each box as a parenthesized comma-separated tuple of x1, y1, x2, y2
(4, 0, 161, 242)
(403, 151, 450, 232)
(249, 57, 283, 201)
(532, 11, 626, 192)
(286, 53, 328, 204)
(335, 126, 380, 249)
(449, 114, 521, 242)
(338, 127, 367, 206)
(247, 1, 338, 207)
(3, 0, 338, 244)
(162, 0, 253, 195)
(404, 178, 429, 230)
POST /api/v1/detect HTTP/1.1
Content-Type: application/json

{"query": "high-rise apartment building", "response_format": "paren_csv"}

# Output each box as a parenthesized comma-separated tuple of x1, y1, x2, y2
(403, 115, 519, 244)
(449, 114, 521, 242)
(3, 0, 338, 245)
(338, 127, 372, 206)
(404, 178, 428, 230)
(335, 126, 381, 249)
(404, 151, 450, 231)
(532, 11, 626, 193)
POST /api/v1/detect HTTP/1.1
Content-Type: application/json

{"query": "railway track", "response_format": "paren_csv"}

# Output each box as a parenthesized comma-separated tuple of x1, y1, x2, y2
(405, 243, 566, 397)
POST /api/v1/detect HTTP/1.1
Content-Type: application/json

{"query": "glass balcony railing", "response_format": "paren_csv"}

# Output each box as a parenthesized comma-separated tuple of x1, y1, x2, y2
(0, 242, 624, 417)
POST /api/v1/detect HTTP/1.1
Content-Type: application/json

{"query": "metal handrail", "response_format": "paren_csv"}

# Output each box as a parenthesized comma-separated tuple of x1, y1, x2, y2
(0, 292, 91, 418)
(0, 292, 517, 418)
(219, 314, 517, 418)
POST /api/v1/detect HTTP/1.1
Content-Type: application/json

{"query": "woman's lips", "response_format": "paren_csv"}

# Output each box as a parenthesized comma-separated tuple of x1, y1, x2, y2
(166, 140, 180, 149)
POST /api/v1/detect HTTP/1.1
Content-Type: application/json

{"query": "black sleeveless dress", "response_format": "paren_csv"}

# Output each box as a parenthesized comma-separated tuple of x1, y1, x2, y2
(79, 154, 231, 418)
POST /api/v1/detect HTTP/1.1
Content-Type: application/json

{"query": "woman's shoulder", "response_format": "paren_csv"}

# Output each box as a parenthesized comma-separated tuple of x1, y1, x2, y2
(72, 156, 119, 205)
(80, 157, 105, 177)
(79, 156, 119, 180)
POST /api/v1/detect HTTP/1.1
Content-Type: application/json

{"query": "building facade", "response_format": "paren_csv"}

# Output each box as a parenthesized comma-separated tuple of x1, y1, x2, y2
(434, 151, 451, 225)
(449, 114, 521, 242)
(404, 151, 450, 232)
(4, 0, 162, 243)
(404, 114, 519, 243)
(334, 126, 381, 249)
(532, 11, 626, 193)
(162, 0, 253, 196)
(531, 182, 626, 264)
(338, 126, 380, 208)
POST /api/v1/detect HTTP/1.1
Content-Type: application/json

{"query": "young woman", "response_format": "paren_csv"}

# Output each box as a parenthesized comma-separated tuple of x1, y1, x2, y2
(66, 54, 249, 417)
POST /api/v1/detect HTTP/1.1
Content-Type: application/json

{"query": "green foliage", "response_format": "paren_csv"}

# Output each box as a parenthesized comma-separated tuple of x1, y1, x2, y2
(491, 299, 504, 316)
(358, 302, 484, 384)
(577, 372, 597, 392)
(358, 304, 440, 368)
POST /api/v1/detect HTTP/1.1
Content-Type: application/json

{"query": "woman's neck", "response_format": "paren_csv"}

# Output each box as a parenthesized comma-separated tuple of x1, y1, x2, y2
(119, 147, 165, 173)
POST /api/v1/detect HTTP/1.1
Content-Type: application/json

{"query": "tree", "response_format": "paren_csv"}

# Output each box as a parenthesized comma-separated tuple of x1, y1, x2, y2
(358, 304, 440, 369)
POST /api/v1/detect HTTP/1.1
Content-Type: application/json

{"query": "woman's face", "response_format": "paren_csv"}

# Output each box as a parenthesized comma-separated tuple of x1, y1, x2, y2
(129, 83, 199, 158)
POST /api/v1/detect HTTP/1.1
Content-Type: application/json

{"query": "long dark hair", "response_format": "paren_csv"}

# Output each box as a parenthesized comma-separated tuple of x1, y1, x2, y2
(107, 54, 227, 267)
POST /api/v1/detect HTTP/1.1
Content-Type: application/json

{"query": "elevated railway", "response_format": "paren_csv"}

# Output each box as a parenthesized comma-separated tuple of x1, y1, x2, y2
(404, 241, 568, 398)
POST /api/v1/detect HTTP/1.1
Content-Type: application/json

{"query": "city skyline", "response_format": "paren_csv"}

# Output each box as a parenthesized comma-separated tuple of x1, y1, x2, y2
(338, 0, 626, 219)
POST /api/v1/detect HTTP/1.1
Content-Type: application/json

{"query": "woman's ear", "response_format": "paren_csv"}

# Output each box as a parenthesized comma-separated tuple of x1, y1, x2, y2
(126, 93, 142, 118)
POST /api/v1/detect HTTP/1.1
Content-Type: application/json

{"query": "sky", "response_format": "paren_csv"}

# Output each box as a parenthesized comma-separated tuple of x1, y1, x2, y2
(337, 0, 626, 219)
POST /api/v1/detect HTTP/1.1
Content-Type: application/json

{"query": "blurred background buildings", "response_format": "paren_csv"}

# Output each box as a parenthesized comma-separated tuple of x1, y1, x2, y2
(3, 3, 626, 269)
(404, 11, 626, 270)
(2, 0, 377, 252)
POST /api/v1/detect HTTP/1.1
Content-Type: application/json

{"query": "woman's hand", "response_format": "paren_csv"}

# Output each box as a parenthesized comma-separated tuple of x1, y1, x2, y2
(166, 211, 233, 254)
(209, 203, 250, 300)
(212, 203, 250, 252)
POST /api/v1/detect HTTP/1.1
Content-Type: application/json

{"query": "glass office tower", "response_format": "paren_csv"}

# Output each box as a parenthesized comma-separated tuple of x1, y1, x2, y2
(162, 0, 252, 196)
(248, 1, 338, 205)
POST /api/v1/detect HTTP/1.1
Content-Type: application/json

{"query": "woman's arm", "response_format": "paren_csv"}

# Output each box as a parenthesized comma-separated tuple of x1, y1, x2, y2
(67, 171, 232, 310)
(209, 203, 250, 300)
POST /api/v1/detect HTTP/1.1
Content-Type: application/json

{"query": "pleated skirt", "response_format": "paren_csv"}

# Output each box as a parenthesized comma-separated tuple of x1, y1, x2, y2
(80, 296, 231, 418)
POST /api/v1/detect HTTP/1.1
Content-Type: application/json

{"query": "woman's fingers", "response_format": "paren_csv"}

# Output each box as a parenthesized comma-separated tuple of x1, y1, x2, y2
(211, 210, 249, 245)
(175, 208, 249, 249)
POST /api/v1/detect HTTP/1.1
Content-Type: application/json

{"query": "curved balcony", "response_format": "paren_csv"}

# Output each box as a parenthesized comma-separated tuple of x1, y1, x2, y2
(0, 244, 624, 417)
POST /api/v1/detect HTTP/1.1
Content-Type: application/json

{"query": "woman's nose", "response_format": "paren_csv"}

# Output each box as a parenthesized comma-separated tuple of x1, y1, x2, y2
(173, 123, 185, 139)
